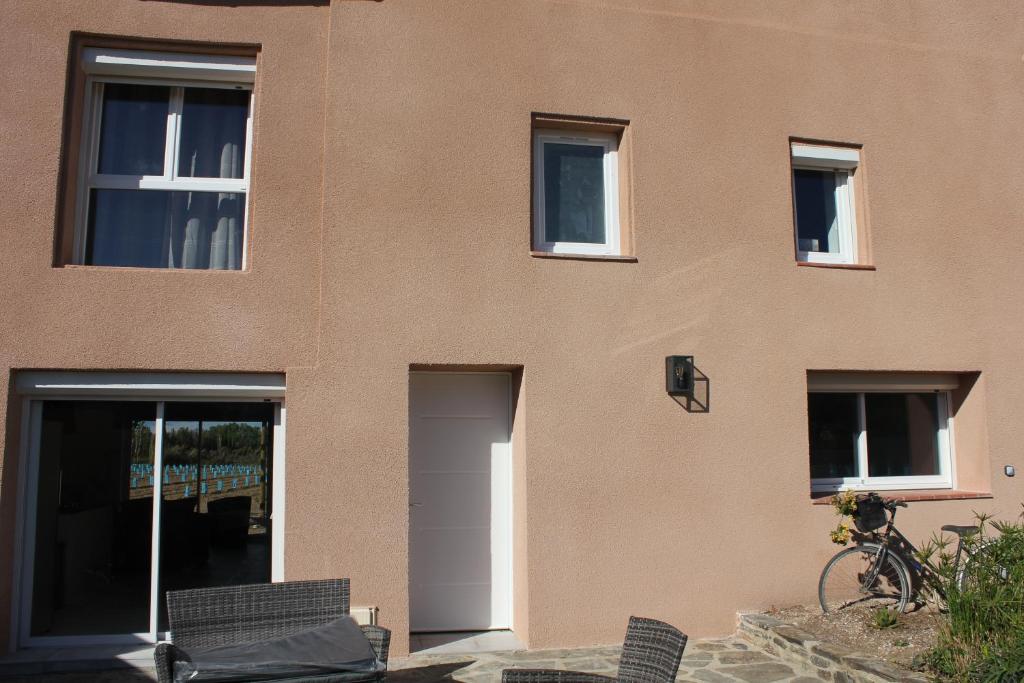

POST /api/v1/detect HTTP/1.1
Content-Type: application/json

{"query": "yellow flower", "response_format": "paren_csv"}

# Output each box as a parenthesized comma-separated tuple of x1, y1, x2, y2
(831, 490, 858, 517)
(830, 522, 852, 546)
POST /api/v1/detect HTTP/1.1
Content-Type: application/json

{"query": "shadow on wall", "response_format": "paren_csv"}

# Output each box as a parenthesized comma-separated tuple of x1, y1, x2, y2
(670, 365, 709, 414)
(0, 372, 23, 652)
(138, 0, 333, 6)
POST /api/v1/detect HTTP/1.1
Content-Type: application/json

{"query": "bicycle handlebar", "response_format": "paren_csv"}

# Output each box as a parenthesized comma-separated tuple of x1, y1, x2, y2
(861, 492, 908, 511)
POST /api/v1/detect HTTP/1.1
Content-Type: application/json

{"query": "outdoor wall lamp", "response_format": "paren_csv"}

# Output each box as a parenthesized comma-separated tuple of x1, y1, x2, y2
(665, 356, 695, 397)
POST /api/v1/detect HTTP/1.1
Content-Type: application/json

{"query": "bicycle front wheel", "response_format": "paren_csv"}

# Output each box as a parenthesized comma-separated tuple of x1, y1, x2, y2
(819, 543, 911, 614)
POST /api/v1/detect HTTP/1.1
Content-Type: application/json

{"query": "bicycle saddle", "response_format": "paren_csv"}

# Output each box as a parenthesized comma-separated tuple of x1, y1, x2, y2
(941, 524, 979, 536)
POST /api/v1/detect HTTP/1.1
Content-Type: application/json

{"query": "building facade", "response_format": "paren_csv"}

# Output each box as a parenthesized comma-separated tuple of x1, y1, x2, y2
(1, 0, 1022, 658)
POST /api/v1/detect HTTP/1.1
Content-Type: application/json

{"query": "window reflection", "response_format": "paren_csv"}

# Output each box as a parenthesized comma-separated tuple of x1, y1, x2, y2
(158, 403, 272, 630)
(794, 169, 839, 253)
(30, 400, 273, 638)
(866, 393, 941, 477)
(97, 83, 169, 176)
(543, 143, 606, 244)
(178, 87, 249, 179)
(808, 393, 859, 479)
(87, 189, 245, 269)
(32, 402, 156, 636)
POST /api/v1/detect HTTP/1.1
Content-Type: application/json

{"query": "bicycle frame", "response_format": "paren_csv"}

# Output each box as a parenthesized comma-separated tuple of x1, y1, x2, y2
(863, 505, 972, 600)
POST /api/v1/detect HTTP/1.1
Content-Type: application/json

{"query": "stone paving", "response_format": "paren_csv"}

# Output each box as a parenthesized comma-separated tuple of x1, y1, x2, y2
(389, 637, 821, 683)
(0, 637, 816, 683)
(1, 624, 924, 683)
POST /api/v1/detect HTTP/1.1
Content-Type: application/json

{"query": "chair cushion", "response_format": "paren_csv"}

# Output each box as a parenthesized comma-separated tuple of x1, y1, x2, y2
(172, 615, 383, 682)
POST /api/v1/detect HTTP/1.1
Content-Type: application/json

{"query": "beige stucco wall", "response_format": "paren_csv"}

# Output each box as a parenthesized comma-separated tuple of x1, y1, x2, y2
(2, 0, 1024, 658)
(0, 0, 330, 652)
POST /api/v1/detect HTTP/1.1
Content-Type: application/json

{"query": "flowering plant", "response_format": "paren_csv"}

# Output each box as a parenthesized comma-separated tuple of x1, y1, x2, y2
(828, 491, 858, 545)
(830, 522, 852, 545)
(831, 490, 858, 517)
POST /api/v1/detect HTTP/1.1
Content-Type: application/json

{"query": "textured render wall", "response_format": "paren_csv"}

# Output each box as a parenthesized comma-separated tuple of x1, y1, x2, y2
(0, 0, 329, 652)
(4, 0, 1024, 661)
(312, 0, 1024, 653)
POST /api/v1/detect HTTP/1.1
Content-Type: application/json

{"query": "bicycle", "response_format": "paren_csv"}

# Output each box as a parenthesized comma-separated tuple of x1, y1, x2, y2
(818, 492, 982, 614)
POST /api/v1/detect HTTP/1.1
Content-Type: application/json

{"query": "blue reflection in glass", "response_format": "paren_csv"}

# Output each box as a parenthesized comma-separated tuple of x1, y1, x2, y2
(794, 169, 838, 253)
(97, 84, 169, 175)
(178, 88, 249, 179)
(87, 189, 245, 269)
(543, 143, 606, 244)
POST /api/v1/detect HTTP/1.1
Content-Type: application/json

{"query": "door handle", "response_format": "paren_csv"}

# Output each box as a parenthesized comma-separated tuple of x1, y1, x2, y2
(409, 502, 423, 507)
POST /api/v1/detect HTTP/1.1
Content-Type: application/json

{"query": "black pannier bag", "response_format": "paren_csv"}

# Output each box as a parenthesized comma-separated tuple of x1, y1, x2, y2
(853, 493, 888, 532)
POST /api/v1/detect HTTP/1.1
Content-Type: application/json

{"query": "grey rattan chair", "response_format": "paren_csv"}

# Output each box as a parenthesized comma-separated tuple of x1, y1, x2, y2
(154, 578, 391, 683)
(502, 616, 687, 683)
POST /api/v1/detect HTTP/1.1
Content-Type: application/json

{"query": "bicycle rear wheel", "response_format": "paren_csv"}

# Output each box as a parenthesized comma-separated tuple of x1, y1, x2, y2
(957, 540, 1011, 590)
(819, 542, 911, 614)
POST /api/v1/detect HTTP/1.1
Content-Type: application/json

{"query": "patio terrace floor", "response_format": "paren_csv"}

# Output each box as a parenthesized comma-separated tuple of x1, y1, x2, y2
(391, 637, 818, 683)
(0, 635, 820, 683)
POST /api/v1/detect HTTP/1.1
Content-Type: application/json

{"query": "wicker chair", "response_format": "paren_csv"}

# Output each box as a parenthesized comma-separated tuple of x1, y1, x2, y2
(502, 617, 687, 683)
(154, 579, 391, 683)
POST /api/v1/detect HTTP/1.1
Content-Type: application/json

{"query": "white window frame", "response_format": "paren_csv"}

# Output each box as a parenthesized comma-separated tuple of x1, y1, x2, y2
(533, 129, 620, 255)
(808, 380, 955, 493)
(10, 372, 285, 649)
(73, 49, 256, 268)
(791, 143, 859, 265)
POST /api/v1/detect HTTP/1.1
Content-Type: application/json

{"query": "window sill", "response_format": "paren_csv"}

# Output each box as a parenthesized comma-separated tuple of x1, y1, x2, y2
(529, 251, 637, 263)
(797, 261, 875, 271)
(59, 264, 248, 274)
(811, 490, 992, 504)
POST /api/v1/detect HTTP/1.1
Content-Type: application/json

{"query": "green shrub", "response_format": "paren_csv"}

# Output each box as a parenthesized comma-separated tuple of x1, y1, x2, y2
(870, 606, 899, 630)
(919, 510, 1024, 682)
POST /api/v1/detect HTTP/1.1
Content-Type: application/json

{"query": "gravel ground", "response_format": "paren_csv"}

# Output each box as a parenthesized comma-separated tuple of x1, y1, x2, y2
(769, 603, 942, 669)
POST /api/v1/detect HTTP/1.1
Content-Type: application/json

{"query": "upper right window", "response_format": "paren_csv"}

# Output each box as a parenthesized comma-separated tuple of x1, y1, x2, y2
(532, 129, 620, 256)
(790, 143, 860, 265)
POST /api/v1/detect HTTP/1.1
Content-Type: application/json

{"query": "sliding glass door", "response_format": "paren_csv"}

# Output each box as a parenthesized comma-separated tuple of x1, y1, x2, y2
(27, 399, 273, 642)
(30, 402, 156, 637)
(159, 403, 272, 631)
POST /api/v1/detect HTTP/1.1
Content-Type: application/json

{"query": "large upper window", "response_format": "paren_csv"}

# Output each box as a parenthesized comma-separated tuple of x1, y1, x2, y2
(791, 143, 860, 265)
(808, 375, 955, 491)
(532, 129, 620, 256)
(73, 48, 255, 269)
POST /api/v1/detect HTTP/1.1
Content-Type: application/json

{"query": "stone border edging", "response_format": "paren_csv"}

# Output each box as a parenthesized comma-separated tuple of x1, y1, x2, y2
(737, 613, 931, 683)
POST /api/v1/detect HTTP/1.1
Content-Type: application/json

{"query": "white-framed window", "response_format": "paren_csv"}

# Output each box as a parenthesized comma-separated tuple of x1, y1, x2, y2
(791, 143, 860, 265)
(808, 374, 956, 492)
(73, 48, 256, 270)
(532, 129, 620, 255)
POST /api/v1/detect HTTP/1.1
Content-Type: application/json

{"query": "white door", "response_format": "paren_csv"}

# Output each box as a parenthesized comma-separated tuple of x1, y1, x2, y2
(409, 373, 512, 632)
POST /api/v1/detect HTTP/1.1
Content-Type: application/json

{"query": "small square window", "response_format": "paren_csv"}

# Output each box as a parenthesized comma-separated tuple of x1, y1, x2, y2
(69, 48, 255, 270)
(533, 129, 620, 256)
(791, 143, 860, 265)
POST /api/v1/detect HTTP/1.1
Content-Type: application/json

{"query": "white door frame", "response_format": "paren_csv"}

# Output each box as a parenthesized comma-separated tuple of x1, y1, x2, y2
(9, 372, 286, 650)
(408, 371, 514, 632)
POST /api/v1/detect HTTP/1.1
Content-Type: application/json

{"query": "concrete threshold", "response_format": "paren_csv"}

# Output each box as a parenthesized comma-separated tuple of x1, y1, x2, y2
(0, 644, 155, 678)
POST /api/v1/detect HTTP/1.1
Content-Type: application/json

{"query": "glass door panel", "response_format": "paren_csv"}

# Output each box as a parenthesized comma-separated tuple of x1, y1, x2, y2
(158, 402, 272, 630)
(30, 401, 156, 636)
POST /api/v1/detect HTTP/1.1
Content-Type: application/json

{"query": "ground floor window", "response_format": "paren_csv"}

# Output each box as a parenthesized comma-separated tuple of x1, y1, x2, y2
(808, 390, 953, 491)
(26, 398, 274, 640)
